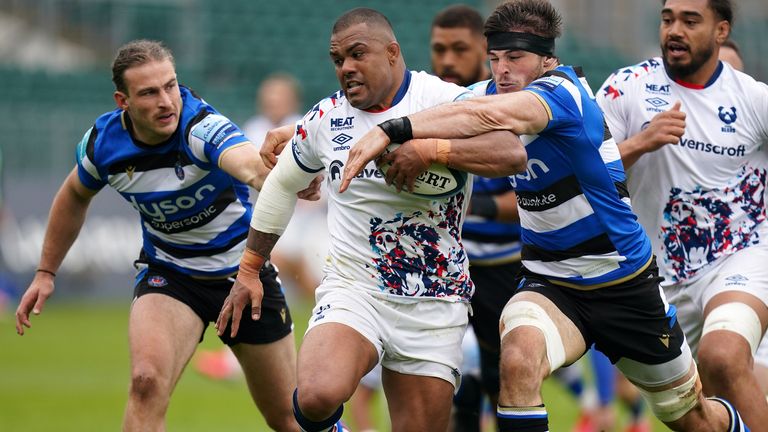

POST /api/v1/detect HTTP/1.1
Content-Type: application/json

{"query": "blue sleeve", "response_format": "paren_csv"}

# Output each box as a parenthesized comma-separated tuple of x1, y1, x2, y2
(188, 113, 249, 166)
(75, 127, 106, 191)
(525, 75, 583, 138)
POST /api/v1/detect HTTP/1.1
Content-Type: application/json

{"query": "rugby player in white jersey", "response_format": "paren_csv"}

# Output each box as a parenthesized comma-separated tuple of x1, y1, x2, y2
(216, 8, 527, 432)
(343, 0, 750, 431)
(596, 0, 768, 428)
(716, 37, 768, 401)
(14, 40, 322, 432)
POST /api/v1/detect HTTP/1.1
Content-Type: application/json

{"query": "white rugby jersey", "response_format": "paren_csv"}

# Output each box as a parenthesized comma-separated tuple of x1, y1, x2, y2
(291, 70, 474, 302)
(597, 58, 768, 285)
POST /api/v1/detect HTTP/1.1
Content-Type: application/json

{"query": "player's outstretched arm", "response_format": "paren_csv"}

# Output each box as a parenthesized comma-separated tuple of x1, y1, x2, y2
(377, 131, 527, 193)
(221, 136, 323, 201)
(217, 143, 317, 337)
(259, 124, 295, 169)
(15, 169, 97, 335)
(216, 229, 278, 338)
(341, 91, 546, 192)
(617, 101, 686, 169)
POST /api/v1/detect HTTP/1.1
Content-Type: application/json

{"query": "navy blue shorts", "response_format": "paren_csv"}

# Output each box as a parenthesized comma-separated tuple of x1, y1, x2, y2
(516, 262, 685, 365)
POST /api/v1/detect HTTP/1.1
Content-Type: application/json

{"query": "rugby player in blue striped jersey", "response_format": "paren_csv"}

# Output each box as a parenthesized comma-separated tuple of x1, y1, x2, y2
(343, 1, 749, 431)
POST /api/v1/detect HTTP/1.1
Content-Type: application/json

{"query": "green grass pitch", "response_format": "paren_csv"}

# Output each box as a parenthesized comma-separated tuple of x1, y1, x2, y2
(0, 298, 667, 431)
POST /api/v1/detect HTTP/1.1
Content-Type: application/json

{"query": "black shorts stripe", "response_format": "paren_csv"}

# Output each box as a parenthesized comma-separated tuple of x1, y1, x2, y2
(521, 233, 615, 262)
(516, 175, 582, 212)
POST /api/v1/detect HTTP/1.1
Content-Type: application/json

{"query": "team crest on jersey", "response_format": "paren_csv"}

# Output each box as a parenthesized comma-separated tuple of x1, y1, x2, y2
(718, 106, 737, 133)
(174, 161, 185, 180)
(147, 275, 168, 287)
(126, 166, 135, 180)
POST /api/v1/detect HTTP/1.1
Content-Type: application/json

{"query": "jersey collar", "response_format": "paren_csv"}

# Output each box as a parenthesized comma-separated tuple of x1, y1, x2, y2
(364, 69, 411, 113)
(670, 60, 723, 90)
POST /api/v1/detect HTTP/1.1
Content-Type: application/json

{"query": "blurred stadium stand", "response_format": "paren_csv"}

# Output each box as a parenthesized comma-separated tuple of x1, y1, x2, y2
(0, 0, 765, 291)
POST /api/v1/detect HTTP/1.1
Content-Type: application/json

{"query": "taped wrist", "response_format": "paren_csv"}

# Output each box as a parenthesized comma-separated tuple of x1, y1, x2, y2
(434, 138, 451, 165)
(378, 117, 413, 143)
(239, 247, 265, 277)
(470, 195, 498, 219)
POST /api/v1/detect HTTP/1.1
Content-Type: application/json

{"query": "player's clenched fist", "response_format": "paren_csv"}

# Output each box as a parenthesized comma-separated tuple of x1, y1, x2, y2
(641, 100, 686, 152)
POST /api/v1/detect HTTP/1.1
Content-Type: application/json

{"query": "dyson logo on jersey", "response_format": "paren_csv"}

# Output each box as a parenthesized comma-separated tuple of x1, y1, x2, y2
(677, 138, 746, 157)
(509, 159, 550, 188)
(128, 184, 216, 222)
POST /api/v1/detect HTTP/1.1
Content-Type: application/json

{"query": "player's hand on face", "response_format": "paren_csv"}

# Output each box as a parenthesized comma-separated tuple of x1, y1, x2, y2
(644, 101, 686, 152)
(340, 126, 391, 193)
(15, 273, 56, 335)
(378, 139, 433, 193)
(260, 124, 295, 169)
(297, 175, 324, 201)
(216, 269, 264, 338)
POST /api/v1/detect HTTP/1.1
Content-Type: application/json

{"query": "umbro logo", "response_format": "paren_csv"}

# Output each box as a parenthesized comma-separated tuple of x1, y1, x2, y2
(645, 97, 669, 108)
(332, 133, 353, 149)
(725, 274, 748, 286)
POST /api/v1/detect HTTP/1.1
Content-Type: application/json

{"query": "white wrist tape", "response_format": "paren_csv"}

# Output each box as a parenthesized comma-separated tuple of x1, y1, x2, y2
(251, 149, 318, 235)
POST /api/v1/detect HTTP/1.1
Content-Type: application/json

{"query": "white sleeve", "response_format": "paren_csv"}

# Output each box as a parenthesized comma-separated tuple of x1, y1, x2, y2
(756, 81, 768, 143)
(250, 149, 318, 235)
(595, 74, 629, 142)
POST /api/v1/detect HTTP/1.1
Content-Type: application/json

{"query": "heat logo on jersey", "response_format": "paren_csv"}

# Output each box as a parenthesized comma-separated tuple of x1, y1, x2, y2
(330, 116, 354, 131)
(367, 195, 472, 299)
(660, 167, 766, 282)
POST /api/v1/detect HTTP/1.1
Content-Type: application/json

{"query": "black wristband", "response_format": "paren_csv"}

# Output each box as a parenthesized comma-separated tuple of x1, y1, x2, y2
(378, 117, 413, 143)
(36, 268, 57, 277)
(469, 195, 498, 219)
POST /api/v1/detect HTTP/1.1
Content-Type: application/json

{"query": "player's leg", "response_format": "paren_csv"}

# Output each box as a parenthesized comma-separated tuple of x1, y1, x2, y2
(755, 336, 768, 397)
(604, 263, 748, 431)
(124, 292, 203, 431)
(348, 364, 383, 432)
(231, 334, 298, 432)
(589, 348, 617, 431)
(497, 287, 587, 432)
(378, 298, 468, 432)
(382, 369, 455, 432)
(698, 291, 768, 429)
(295, 322, 378, 431)
(223, 261, 299, 431)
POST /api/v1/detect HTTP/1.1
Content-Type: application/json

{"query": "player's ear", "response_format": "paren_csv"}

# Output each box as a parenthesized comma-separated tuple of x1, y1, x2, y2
(387, 42, 400, 64)
(114, 91, 128, 110)
(715, 20, 730, 45)
(543, 55, 558, 69)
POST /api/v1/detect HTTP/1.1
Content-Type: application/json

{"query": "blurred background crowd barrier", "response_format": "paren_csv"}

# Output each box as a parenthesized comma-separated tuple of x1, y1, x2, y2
(0, 0, 765, 298)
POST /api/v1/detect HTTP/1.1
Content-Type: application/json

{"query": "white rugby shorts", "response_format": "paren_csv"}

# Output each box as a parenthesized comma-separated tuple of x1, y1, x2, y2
(307, 280, 469, 388)
(663, 242, 768, 356)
